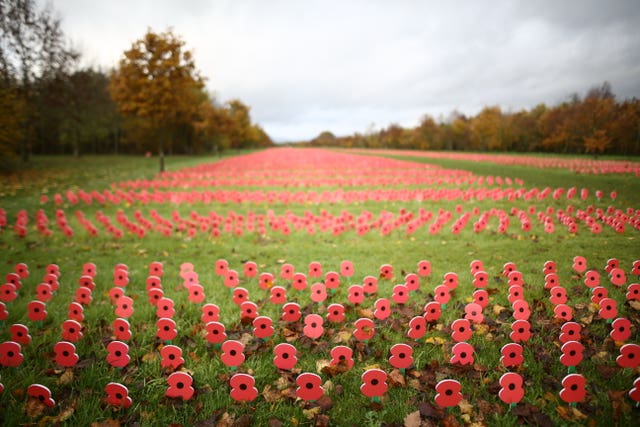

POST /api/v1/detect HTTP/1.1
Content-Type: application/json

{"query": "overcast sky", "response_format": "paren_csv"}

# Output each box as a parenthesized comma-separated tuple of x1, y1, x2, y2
(46, 0, 640, 142)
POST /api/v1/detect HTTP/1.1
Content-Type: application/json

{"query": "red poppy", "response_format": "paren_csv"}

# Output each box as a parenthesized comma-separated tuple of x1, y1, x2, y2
(434, 285, 450, 305)
(451, 318, 472, 342)
(115, 296, 134, 318)
(110, 318, 131, 342)
(223, 269, 239, 289)
(598, 297, 618, 320)
(509, 319, 531, 343)
(228, 373, 258, 402)
(232, 287, 249, 306)
(434, 379, 462, 407)
(559, 373, 586, 403)
(243, 261, 257, 278)
(542, 260, 556, 275)
(9, 324, 30, 347)
(605, 258, 619, 274)
(290, 272, 307, 291)
(33, 283, 53, 303)
(258, 272, 274, 290)
(617, 343, 640, 368)
(160, 344, 184, 369)
(251, 315, 273, 340)
(180, 262, 194, 278)
(66, 302, 84, 323)
(106, 340, 130, 368)
(502, 262, 517, 277)
(360, 369, 387, 398)
(54, 341, 79, 367)
(499, 372, 524, 404)
(324, 271, 339, 291)
(309, 282, 326, 304)
(354, 317, 375, 341)
(470, 290, 488, 310)
(113, 268, 129, 287)
(373, 298, 390, 320)
(14, 262, 29, 279)
(554, 304, 573, 321)
(346, 285, 363, 305)
(610, 317, 632, 342)
(204, 321, 227, 344)
(363, 275, 378, 294)
(277, 263, 293, 281)
(584, 270, 600, 288)
(215, 259, 229, 276)
(268, 286, 286, 305)
(43, 273, 59, 292)
(0, 302, 7, 322)
(273, 343, 298, 370)
(632, 260, 640, 276)
(464, 302, 483, 324)
(559, 322, 581, 343)
(0, 283, 17, 303)
(182, 271, 199, 289)
(443, 272, 459, 290)
(166, 371, 194, 400)
(470, 259, 484, 275)
(109, 287, 124, 305)
(379, 264, 393, 280)
(157, 317, 178, 342)
(407, 315, 426, 340)
(327, 303, 345, 323)
(149, 261, 163, 277)
(61, 319, 83, 342)
(389, 343, 413, 369)
(27, 300, 48, 322)
(281, 302, 301, 322)
(240, 301, 259, 321)
(392, 284, 409, 304)
(471, 271, 488, 289)
(609, 267, 626, 287)
(417, 260, 431, 277)
(449, 341, 474, 365)
(399, 275, 419, 295)
(340, 260, 354, 277)
(308, 261, 322, 278)
(156, 297, 175, 318)
(507, 271, 524, 287)
(544, 273, 559, 290)
(508, 285, 524, 304)
(221, 340, 245, 368)
(146, 275, 162, 291)
(572, 256, 587, 273)
(512, 300, 531, 321)
(46, 263, 60, 278)
(627, 283, 640, 301)
(424, 301, 442, 322)
(75, 286, 93, 305)
(302, 314, 323, 339)
(296, 372, 324, 401)
(560, 340, 583, 367)
(105, 382, 132, 408)
(330, 345, 354, 369)
(0, 341, 23, 367)
(200, 304, 219, 324)
(500, 343, 524, 368)
(27, 384, 55, 407)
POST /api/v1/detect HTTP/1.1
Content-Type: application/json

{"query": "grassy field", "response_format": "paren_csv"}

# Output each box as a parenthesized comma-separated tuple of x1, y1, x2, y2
(0, 149, 639, 426)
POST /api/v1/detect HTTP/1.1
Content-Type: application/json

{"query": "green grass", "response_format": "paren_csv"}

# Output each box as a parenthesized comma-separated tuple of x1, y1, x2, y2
(0, 150, 639, 426)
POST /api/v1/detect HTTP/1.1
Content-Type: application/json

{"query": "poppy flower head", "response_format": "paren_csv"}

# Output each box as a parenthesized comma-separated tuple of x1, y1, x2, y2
(470, 259, 484, 275)
(112, 318, 132, 341)
(542, 260, 556, 275)
(0, 340, 24, 367)
(629, 377, 640, 403)
(330, 345, 354, 369)
(354, 317, 375, 341)
(407, 315, 427, 340)
(221, 340, 245, 367)
(584, 270, 600, 288)
(544, 273, 559, 290)
(296, 372, 324, 401)
(347, 285, 364, 305)
(609, 268, 626, 287)
(598, 297, 618, 320)
(258, 272, 274, 290)
(374, 298, 391, 320)
(451, 342, 474, 365)
(605, 258, 619, 274)
(27, 384, 55, 408)
(156, 297, 175, 318)
(27, 300, 48, 322)
(106, 340, 130, 368)
(324, 271, 340, 290)
(363, 275, 378, 294)
(232, 287, 249, 306)
(230, 373, 258, 402)
(273, 343, 298, 370)
(215, 259, 229, 276)
(303, 314, 324, 339)
(160, 344, 184, 369)
(115, 295, 134, 318)
(549, 286, 568, 305)
(156, 317, 177, 342)
(560, 340, 584, 367)
(434, 379, 462, 408)
(292, 272, 307, 290)
(360, 369, 388, 398)
(464, 302, 483, 323)
(0, 283, 17, 303)
(553, 304, 573, 321)
(559, 373, 586, 403)
(510, 319, 531, 342)
(572, 256, 587, 273)
(14, 262, 29, 279)
(308, 261, 322, 278)
(627, 283, 640, 301)
(502, 262, 517, 277)
(392, 284, 409, 304)
(472, 289, 489, 309)
(559, 322, 581, 343)
(451, 318, 472, 342)
(472, 271, 488, 289)
(434, 285, 451, 305)
(617, 343, 640, 368)
(499, 372, 524, 404)
(201, 303, 220, 323)
(340, 260, 354, 277)
(166, 371, 194, 400)
(424, 301, 442, 322)
(327, 303, 345, 323)
(113, 268, 129, 287)
(244, 261, 258, 278)
(149, 261, 163, 277)
(500, 342, 524, 368)
(512, 299, 531, 321)
(610, 317, 632, 342)
(0, 302, 7, 321)
(53, 341, 79, 367)
(204, 321, 227, 344)
(253, 316, 275, 339)
(417, 260, 431, 277)
(270, 286, 287, 305)
(61, 319, 83, 342)
(389, 343, 414, 369)
(105, 382, 132, 408)
(379, 264, 393, 280)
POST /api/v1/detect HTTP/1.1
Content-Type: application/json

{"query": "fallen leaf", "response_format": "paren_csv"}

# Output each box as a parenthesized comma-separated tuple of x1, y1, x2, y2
(58, 369, 74, 385)
(268, 419, 283, 427)
(388, 369, 406, 387)
(492, 304, 507, 316)
(262, 385, 281, 403)
(425, 336, 446, 345)
(459, 399, 473, 415)
(91, 420, 121, 427)
(234, 414, 253, 427)
(303, 407, 321, 420)
(332, 329, 352, 343)
(629, 300, 640, 311)
(316, 359, 331, 374)
(403, 410, 421, 427)
(442, 413, 462, 427)
(216, 412, 235, 427)
(357, 308, 374, 319)
(26, 398, 48, 418)
(557, 406, 588, 421)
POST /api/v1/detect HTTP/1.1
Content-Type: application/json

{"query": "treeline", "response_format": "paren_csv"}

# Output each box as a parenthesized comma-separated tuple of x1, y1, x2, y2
(0, 0, 271, 166)
(305, 82, 640, 156)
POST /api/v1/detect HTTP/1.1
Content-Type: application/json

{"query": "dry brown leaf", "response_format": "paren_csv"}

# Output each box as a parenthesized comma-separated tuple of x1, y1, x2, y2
(215, 412, 235, 427)
(425, 336, 446, 345)
(58, 369, 74, 385)
(357, 308, 374, 319)
(492, 304, 507, 316)
(459, 399, 473, 415)
(262, 385, 281, 403)
(629, 300, 640, 311)
(332, 329, 352, 343)
(91, 419, 121, 427)
(25, 398, 47, 418)
(303, 406, 321, 420)
(403, 410, 421, 427)
(556, 406, 588, 421)
(388, 369, 406, 387)
(315, 359, 331, 374)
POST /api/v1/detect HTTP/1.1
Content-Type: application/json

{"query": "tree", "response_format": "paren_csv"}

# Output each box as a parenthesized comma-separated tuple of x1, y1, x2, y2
(0, 0, 78, 161)
(109, 29, 205, 172)
(584, 129, 611, 156)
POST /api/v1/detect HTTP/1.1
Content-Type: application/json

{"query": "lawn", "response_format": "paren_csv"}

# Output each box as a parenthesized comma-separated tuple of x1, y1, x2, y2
(0, 148, 639, 426)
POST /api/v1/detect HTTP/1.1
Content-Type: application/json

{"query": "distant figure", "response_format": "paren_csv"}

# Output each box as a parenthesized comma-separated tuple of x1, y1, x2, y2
(145, 151, 152, 158)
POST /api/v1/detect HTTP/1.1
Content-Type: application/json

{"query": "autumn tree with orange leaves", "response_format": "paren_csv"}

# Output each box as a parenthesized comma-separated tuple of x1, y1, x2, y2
(110, 29, 205, 172)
